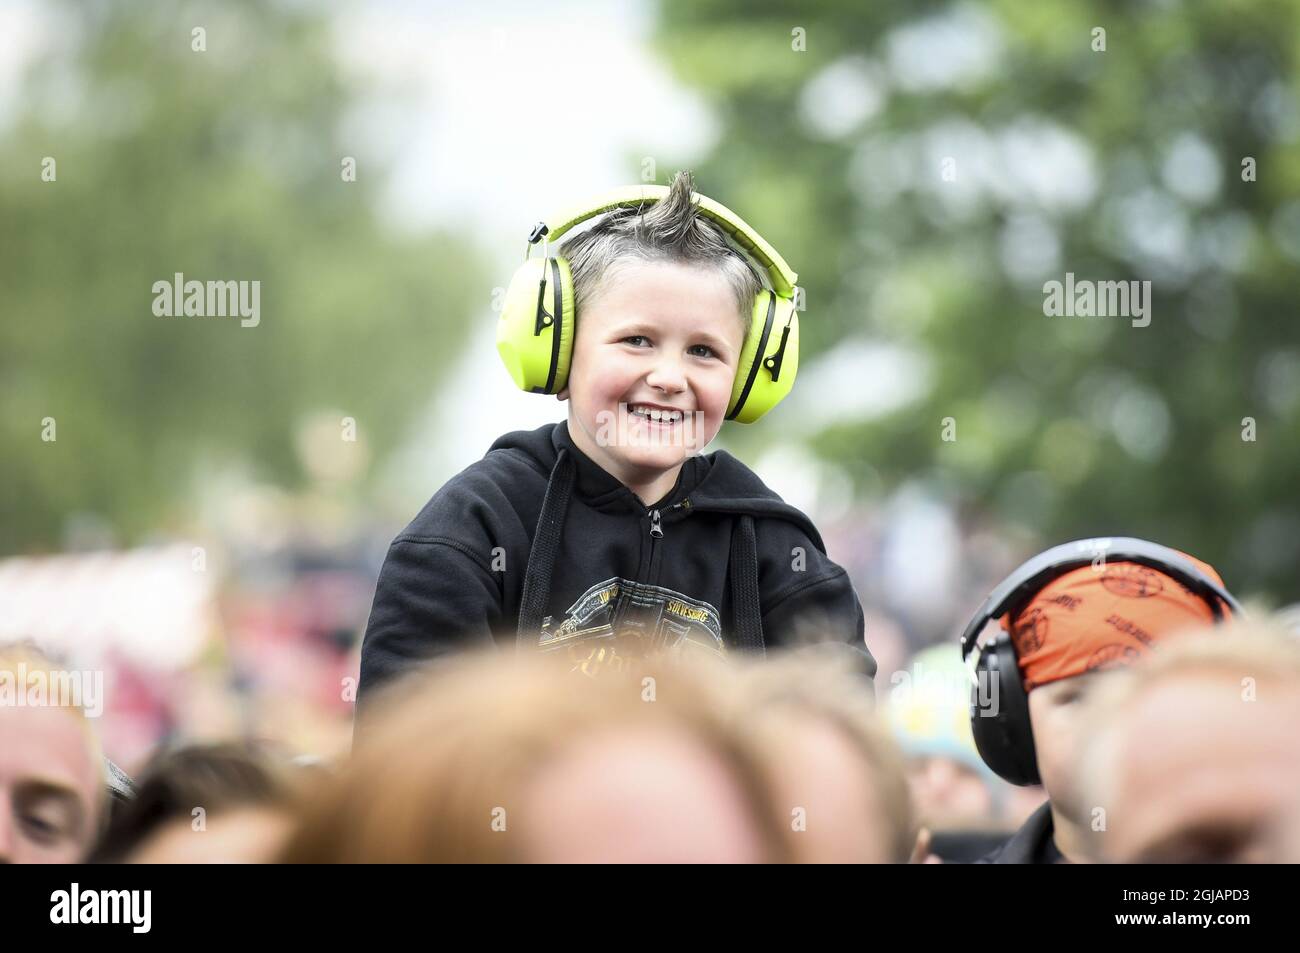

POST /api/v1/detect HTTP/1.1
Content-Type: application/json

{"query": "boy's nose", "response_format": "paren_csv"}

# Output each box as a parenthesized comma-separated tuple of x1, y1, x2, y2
(645, 357, 687, 394)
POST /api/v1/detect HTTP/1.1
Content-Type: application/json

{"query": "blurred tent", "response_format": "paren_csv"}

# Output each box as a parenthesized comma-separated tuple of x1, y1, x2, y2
(0, 538, 361, 768)
(0, 544, 215, 670)
(0, 544, 220, 769)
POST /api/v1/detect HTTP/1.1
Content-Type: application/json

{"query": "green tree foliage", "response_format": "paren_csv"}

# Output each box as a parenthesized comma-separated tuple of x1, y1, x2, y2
(654, 0, 1300, 600)
(1, 0, 487, 552)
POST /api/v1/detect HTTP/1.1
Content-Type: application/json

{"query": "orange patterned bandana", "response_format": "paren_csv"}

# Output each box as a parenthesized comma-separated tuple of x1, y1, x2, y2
(999, 554, 1228, 692)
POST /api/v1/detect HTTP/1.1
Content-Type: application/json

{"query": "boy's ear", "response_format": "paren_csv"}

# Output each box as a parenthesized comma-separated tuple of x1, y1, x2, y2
(556, 386, 570, 401)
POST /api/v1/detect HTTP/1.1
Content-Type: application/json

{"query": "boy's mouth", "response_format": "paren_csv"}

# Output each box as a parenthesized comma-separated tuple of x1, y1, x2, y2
(624, 402, 686, 426)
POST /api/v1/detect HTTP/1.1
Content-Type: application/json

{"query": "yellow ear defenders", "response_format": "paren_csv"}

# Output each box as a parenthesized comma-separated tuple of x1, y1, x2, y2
(495, 184, 801, 424)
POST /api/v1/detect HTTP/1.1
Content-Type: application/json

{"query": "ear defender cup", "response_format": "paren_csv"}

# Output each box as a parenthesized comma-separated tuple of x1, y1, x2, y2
(496, 255, 575, 395)
(727, 290, 800, 424)
(970, 633, 1041, 786)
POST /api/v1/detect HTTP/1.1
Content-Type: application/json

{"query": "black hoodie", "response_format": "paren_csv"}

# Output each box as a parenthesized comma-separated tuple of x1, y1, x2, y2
(357, 420, 874, 705)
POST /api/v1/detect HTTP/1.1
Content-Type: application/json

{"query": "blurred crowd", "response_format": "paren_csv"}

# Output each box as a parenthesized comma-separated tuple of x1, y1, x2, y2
(4, 566, 1300, 864)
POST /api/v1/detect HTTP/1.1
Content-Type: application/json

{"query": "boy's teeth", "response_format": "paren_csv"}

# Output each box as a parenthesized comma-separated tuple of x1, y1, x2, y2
(629, 404, 682, 422)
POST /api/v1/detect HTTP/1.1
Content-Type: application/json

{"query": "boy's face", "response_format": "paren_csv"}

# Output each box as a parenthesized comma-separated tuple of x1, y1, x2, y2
(559, 260, 745, 487)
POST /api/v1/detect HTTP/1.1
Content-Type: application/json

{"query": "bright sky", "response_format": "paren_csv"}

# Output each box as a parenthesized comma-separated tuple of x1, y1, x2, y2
(0, 0, 928, 516)
(323, 0, 722, 499)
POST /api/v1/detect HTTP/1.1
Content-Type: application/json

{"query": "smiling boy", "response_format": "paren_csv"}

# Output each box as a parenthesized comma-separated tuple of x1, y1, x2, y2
(559, 257, 737, 507)
(358, 172, 872, 705)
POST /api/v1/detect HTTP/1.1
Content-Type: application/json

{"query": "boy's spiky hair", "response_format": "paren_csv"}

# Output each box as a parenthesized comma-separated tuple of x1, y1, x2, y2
(557, 171, 766, 350)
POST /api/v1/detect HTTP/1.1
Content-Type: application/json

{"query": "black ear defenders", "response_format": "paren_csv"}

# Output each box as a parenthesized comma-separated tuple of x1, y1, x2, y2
(958, 537, 1242, 786)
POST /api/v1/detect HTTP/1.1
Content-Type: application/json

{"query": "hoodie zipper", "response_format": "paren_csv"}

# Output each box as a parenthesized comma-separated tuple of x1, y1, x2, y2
(647, 498, 692, 581)
(649, 498, 692, 538)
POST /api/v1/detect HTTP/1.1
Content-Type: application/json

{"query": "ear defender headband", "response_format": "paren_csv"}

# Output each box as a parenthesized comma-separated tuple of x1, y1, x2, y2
(958, 537, 1243, 786)
(495, 185, 801, 424)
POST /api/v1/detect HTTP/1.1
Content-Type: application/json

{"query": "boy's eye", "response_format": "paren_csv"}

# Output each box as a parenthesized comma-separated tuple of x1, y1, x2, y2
(620, 336, 717, 358)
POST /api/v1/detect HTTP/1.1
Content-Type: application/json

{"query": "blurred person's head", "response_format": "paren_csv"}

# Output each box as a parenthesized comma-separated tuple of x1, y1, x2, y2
(887, 645, 998, 830)
(1078, 622, 1300, 863)
(0, 643, 106, 863)
(967, 545, 1234, 795)
(1009, 552, 1231, 824)
(960, 541, 1240, 862)
(518, 723, 771, 863)
(281, 653, 789, 863)
(906, 755, 995, 830)
(91, 742, 303, 863)
(731, 648, 914, 863)
(554, 171, 766, 492)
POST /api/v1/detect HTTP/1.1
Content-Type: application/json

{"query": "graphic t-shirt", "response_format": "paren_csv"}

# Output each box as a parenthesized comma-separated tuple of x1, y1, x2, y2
(539, 576, 726, 676)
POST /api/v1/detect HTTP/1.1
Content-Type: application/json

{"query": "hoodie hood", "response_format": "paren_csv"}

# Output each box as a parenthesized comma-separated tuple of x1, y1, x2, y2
(487, 420, 829, 550)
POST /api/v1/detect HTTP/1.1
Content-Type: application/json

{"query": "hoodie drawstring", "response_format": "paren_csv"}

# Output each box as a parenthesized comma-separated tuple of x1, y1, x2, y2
(729, 515, 765, 655)
(516, 448, 577, 650)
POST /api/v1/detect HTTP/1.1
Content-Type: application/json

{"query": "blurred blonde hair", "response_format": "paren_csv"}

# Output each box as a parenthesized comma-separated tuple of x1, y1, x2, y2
(1082, 618, 1300, 723)
(727, 647, 915, 862)
(281, 652, 792, 863)
(1076, 618, 1300, 852)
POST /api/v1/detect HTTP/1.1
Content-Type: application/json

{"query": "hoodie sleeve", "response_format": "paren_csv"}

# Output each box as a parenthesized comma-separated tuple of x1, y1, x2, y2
(357, 456, 535, 711)
(357, 535, 503, 701)
(756, 521, 876, 682)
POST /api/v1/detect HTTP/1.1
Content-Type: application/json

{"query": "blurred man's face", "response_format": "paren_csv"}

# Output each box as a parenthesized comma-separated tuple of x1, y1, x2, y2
(518, 726, 773, 863)
(560, 261, 743, 492)
(1027, 673, 1109, 820)
(1098, 674, 1300, 863)
(0, 705, 101, 863)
